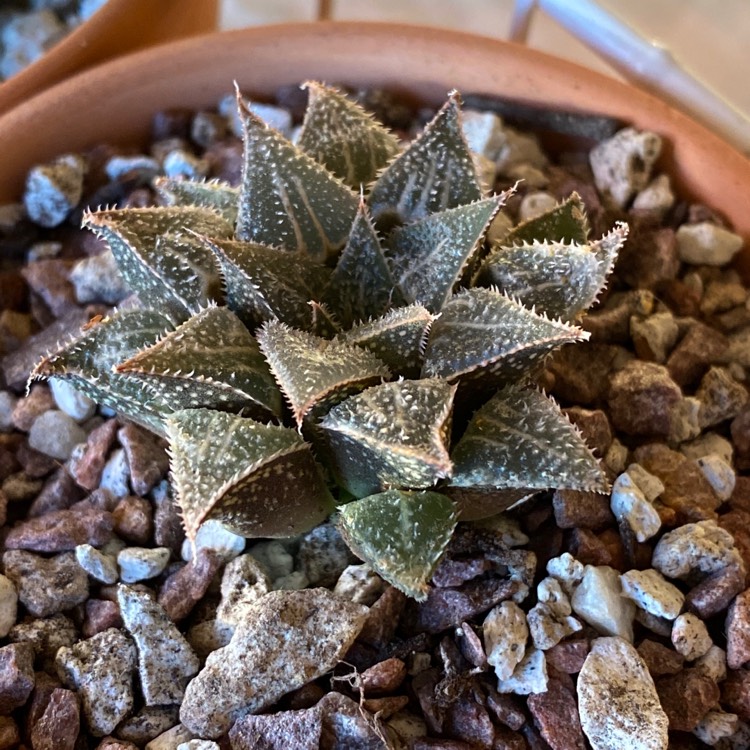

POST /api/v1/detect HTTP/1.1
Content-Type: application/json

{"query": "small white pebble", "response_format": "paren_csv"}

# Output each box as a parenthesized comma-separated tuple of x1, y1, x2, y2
(625, 463, 665, 502)
(496, 647, 548, 695)
(162, 150, 208, 180)
(671, 612, 713, 661)
(571, 565, 636, 641)
(495, 127, 548, 173)
(694, 644, 727, 683)
(145, 724, 193, 750)
(271, 571, 309, 591)
(76, 544, 118, 584)
(246, 540, 293, 579)
(118, 547, 171, 583)
(676, 222, 744, 266)
(177, 741, 220, 750)
(333, 564, 384, 606)
(0, 391, 17, 432)
(483, 601, 528, 681)
(100, 448, 130, 498)
(28, 409, 87, 461)
(620, 568, 684, 620)
(632, 173, 674, 218)
(518, 191, 557, 222)
(680, 432, 734, 465)
(546, 553, 585, 596)
(460, 109, 505, 161)
(610, 471, 662, 542)
(693, 709, 739, 746)
(697, 454, 736, 501)
(49, 377, 96, 422)
(181, 520, 245, 564)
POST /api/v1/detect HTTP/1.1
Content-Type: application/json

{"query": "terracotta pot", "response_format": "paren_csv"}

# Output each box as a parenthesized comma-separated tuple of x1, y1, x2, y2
(0, 0, 218, 116)
(0, 21, 747, 271)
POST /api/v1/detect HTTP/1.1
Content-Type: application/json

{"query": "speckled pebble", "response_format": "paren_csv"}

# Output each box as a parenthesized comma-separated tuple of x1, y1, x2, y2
(693, 709, 740, 746)
(697, 454, 736, 501)
(579, 637, 668, 749)
(144, 724, 193, 750)
(23, 154, 85, 228)
(482, 600, 528, 681)
(177, 741, 219, 750)
(56, 628, 136, 737)
(671, 612, 713, 660)
(246, 539, 293, 579)
(333, 563, 385, 606)
(100, 448, 130, 498)
(620, 568, 685, 620)
(74, 544, 118, 584)
(115, 705, 179, 745)
(49, 377, 96, 422)
(610, 471, 662, 542)
(694, 644, 727, 683)
(70, 250, 129, 305)
(8, 613, 77, 673)
(117, 547, 170, 583)
(546, 552, 585, 596)
(216, 553, 269, 626)
(496, 646, 548, 695)
(117, 585, 199, 706)
(28, 409, 87, 460)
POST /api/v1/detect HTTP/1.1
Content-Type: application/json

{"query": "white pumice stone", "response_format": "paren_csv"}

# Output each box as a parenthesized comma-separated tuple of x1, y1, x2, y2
(620, 568, 685, 620)
(177, 741, 220, 750)
(118, 547, 171, 583)
(482, 600, 528, 681)
(495, 127, 548, 173)
(181, 520, 245, 564)
(571, 565, 636, 642)
(460, 109, 505, 160)
(697, 454, 736, 501)
(546, 553, 585, 596)
(589, 127, 662, 209)
(145, 724, 194, 750)
(49, 377, 96, 422)
(694, 645, 727, 683)
(75, 543, 118, 584)
(495, 647, 548, 695)
(676, 222, 744, 266)
(216, 554, 270, 626)
(527, 601, 582, 651)
(625, 463, 666, 502)
(632, 173, 675, 218)
(245, 539, 293, 579)
(271, 571, 309, 591)
(333, 564, 385, 606)
(671, 612, 713, 661)
(693, 710, 740, 746)
(578, 636, 668, 750)
(100, 447, 130, 498)
(517, 191, 558, 222)
(610, 471, 662, 542)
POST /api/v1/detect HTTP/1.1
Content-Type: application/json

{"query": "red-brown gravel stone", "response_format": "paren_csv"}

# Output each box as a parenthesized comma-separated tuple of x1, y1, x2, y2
(666, 322, 728, 387)
(112, 495, 153, 545)
(686, 564, 745, 618)
(545, 639, 590, 674)
(553, 489, 614, 530)
(157, 549, 222, 623)
(29, 687, 80, 750)
(655, 669, 720, 731)
(636, 639, 684, 676)
(722, 668, 750, 720)
(0, 642, 34, 714)
(528, 676, 586, 750)
(117, 423, 169, 496)
(727, 588, 750, 669)
(444, 698, 495, 749)
(69, 418, 119, 491)
(82, 600, 122, 639)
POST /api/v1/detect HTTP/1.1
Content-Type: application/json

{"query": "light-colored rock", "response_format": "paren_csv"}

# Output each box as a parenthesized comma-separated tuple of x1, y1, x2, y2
(697, 454, 736, 501)
(546, 553, 585, 596)
(177, 741, 219, 750)
(49, 377, 96, 422)
(100, 448, 130, 498)
(118, 585, 199, 706)
(162, 150, 208, 180)
(181, 520, 245, 564)
(333, 564, 385, 606)
(220, 94, 292, 139)
(0, 391, 17, 432)
(634, 608, 673, 638)
(604, 438, 629, 475)
(245, 539, 293, 579)
(610, 471, 662, 542)
(495, 126, 548, 172)
(471, 514, 529, 548)
(185, 619, 233, 660)
(70, 250, 129, 305)
(24, 154, 85, 228)
(693, 709, 739, 746)
(672, 612, 713, 661)
(620, 568, 685, 620)
(461, 109, 504, 160)
(589, 127, 662, 209)
(518, 191, 558, 222)
(572, 565, 636, 641)
(482, 600, 528, 680)
(680, 432, 734, 464)
(75, 544, 118, 584)
(28, 409, 87, 460)
(486, 210, 513, 245)
(56, 628, 136, 736)
(652, 520, 744, 581)
(527, 601, 582, 651)
(116, 705, 180, 746)
(578, 636, 668, 750)
(676, 222, 743, 266)
(117, 547, 171, 583)
(631, 312, 680, 364)
(0, 575, 17, 638)
(496, 647, 548, 695)
(669, 396, 703, 444)
(216, 553, 270, 626)
(179, 588, 368, 739)
(694, 645, 727, 683)
(626, 463, 665, 502)
(632, 174, 674, 218)
(145, 724, 193, 750)
(272, 570, 309, 590)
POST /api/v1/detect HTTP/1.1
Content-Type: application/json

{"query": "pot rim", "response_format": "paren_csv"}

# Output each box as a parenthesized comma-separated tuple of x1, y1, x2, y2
(0, 20, 747, 268)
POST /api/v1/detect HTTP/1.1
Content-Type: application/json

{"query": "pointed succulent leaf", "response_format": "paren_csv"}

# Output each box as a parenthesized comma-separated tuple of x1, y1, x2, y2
(338, 489, 457, 600)
(320, 379, 455, 498)
(116, 306, 282, 420)
(203, 237, 330, 330)
(478, 222, 627, 321)
(297, 81, 400, 189)
(386, 195, 504, 312)
(422, 287, 586, 383)
(235, 94, 359, 260)
(325, 201, 402, 327)
(309, 301, 341, 338)
(338, 304, 435, 377)
(257, 320, 391, 427)
(502, 192, 589, 246)
(84, 206, 232, 323)
(153, 176, 239, 225)
(167, 408, 335, 541)
(368, 92, 483, 225)
(30, 310, 173, 434)
(450, 385, 609, 493)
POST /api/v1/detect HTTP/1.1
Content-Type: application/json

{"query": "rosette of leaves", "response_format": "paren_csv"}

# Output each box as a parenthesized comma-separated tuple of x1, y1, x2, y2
(32, 82, 627, 600)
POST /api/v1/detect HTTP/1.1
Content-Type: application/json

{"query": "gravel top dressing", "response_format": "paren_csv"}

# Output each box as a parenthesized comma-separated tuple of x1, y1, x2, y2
(0, 83, 748, 750)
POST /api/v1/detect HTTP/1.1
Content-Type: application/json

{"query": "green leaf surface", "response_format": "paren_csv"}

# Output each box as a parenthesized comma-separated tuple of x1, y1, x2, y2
(386, 195, 503, 312)
(202, 236, 330, 331)
(338, 489, 457, 601)
(502, 192, 589, 246)
(422, 287, 586, 383)
(84, 206, 231, 324)
(450, 385, 609, 493)
(368, 92, 483, 226)
(235, 94, 359, 260)
(153, 177, 239, 225)
(320, 378, 455, 498)
(30, 310, 173, 434)
(338, 304, 435, 377)
(325, 201, 401, 327)
(117, 306, 282, 420)
(167, 408, 334, 541)
(297, 81, 400, 189)
(257, 320, 390, 427)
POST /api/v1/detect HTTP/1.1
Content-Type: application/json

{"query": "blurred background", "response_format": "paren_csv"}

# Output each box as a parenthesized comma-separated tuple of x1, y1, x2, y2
(221, 0, 750, 129)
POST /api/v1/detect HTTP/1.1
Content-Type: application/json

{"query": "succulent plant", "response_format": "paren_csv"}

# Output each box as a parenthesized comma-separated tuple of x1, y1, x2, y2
(32, 82, 628, 599)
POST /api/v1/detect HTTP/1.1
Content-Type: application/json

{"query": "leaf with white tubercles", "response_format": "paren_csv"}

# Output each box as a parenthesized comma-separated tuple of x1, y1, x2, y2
(116, 306, 282, 420)
(477, 222, 628, 321)
(320, 379, 455, 498)
(422, 287, 586, 383)
(202, 236, 330, 330)
(309, 301, 341, 338)
(325, 201, 402, 327)
(257, 320, 390, 428)
(338, 304, 435, 377)
(83, 206, 232, 324)
(338, 489, 457, 600)
(386, 195, 504, 313)
(450, 385, 609, 492)
(29, 311, 173, 435)
(297, 81, 400, 189)
(153, 176, 239, 225)
(235, 93, 359, 260)
(368, 92, 483, 226)
(502, 192, 590, 247)
(166, 408, 334, 541)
